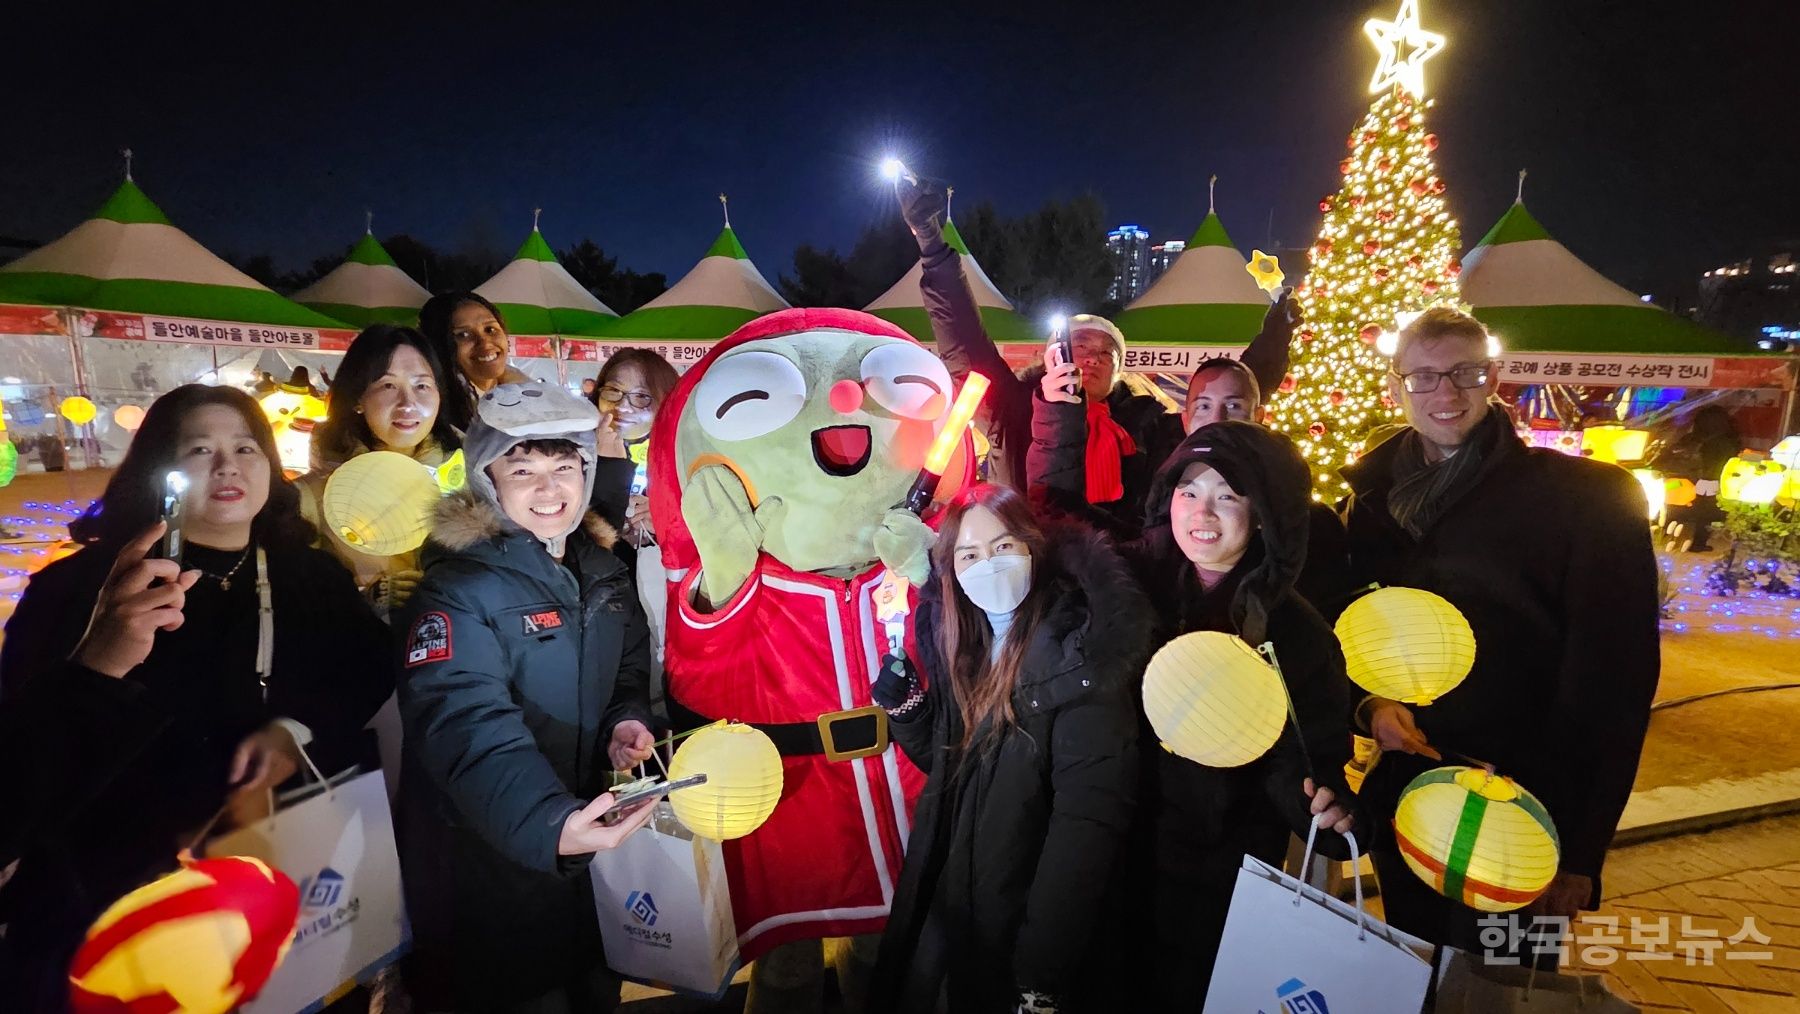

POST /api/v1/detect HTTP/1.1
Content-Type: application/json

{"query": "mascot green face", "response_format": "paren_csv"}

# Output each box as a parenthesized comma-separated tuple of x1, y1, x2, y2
(675, 328, 952, 575)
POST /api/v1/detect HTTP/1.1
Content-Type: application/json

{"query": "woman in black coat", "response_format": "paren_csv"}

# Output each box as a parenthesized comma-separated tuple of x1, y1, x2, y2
(870, 483, 1149, 1014)
(1029, 414, 1364, 1007)
(0, 384, 392, 1010)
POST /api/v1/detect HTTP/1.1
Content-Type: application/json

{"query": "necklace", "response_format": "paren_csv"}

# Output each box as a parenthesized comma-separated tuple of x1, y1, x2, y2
(199, 546, 254, 590)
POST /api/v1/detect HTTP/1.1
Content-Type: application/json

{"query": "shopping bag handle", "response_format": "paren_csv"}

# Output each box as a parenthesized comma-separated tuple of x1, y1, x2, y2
(1293, 813, 1367, 940)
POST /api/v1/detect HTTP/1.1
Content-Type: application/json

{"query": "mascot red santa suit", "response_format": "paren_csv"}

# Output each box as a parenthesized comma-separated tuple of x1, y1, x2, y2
(647, 308, 975, 963)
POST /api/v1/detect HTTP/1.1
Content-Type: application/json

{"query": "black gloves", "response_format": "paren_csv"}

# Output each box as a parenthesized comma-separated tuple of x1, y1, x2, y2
(896, 174, 951, 256)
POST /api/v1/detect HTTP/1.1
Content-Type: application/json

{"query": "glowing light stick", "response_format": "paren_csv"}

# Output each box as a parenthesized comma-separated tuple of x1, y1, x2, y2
(905, 372, 989, 513)
(1245, 249, 1286, 300)
(880, 156, 919, 186)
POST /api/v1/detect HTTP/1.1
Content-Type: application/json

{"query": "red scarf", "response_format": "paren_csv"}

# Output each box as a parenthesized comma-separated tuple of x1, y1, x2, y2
(1085, 398, 1137, 504)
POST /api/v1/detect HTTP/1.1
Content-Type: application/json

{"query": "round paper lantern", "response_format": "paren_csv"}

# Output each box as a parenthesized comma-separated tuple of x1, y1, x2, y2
(322, 451, 443, 556)
(1720, 455, 1784, 504)
(667, 721, 784, 840)
(1335, 587, 1475, 705)
(1393, 766, 1560, 912)
(1141, 631, 1287, 768)
(1579, 425, 1650, 465)
(69, 856, 300, 1013)
(113, 404, 147, 431)
(61, 396, 98, 426)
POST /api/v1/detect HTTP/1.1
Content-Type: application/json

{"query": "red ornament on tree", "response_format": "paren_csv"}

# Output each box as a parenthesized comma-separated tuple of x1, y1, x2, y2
(1409, 177, 1429, 196)
(1381, 393, 1397, 410)
(1377, 157, 1393, 173)
(1314, 239, 1334, 256)
(1430, 178, 1447, 195)
(1423, 133, 1439, 151)
(1298, 329, 1317, 344)
(1349, 194, 1366, 207)
(1408, 255, 1424, 270)
(1319, 197, 1334, 212)
(1279, 375, 1297, 393)
(1308, 421, 1328, 438)
(1339, 158, 1354, 175)
(1363, 240, 1381, 256)
(1374, 267, 1391, 282)
(1447, 259, 1463, 277)
(1359, 324, 1382, 344)
(1362, 130, 1379, 144)
(1422, 280, 1440, 295)
(1377, 208, 1396, 224)
(1330, 390, 1347, 406)
(1392, 114, 1413, 131)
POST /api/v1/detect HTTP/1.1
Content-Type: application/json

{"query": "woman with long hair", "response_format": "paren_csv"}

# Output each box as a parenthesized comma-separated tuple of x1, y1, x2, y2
(419, 290, 531, 430)
(0, 384, 391, 1009)
(869, 483, 1149, 1014)
(299, 323, 462, 611)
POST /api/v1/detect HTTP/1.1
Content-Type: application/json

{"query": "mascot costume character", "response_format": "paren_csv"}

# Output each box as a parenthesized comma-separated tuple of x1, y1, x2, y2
(648, 307, 976, 996)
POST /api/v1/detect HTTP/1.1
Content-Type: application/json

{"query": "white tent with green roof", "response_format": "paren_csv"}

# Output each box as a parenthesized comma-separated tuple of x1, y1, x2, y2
(1110, 209, 1268, 345)
(293, 224, 431, 328)
(0, 177, 348, 329)
(1462, 199, 1743, 356)
(474, 214, 617, 337)
(607, 199, 788, 340)
(866, 217, 1032, 343)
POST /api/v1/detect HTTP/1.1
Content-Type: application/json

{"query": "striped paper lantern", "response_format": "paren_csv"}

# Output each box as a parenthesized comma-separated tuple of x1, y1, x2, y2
(69, 856, 300, 1013)
(1141, 631, 1287, 768)
(322, 450, 443, 556)
(668, 721, 784, 841)
(1334, 586, 1475, 705)
(1393, 766, 1560, 912)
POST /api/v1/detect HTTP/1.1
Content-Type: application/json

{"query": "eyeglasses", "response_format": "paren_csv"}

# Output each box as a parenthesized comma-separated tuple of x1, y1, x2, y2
(598, 385, 654, 409)
(1390, 363, 1491, 394)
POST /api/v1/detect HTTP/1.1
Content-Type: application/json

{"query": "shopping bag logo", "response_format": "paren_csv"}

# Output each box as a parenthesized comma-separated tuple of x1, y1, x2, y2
(1266, 977, 1329, 1014)
(301, 868, 345, 910)
(626, 890, 659, 927)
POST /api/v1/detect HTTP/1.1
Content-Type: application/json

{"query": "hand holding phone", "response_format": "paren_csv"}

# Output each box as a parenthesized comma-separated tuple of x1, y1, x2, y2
(600, 773, 709, 825)
(152, 470, 188, 561)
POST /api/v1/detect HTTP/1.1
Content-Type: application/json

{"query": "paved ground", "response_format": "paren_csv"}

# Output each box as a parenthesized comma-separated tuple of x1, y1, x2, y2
(1569, 812, 1800, 1012)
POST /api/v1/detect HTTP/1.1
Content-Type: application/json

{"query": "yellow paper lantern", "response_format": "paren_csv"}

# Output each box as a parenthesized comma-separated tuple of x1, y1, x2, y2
(113, 404, 147, 431)
(667, 721, 784, 841)
(1393, 766, 1560, 912)
(1720, 454, 1786, 505)
(61, 395, 98, 426)
(1141, 631, 1288, 768)
(68, 856, 300, 1013)
(1335, 586, 1474, 705)
(322, 451, 443, 556)
(1579, 425, 1650, 465)
(1771, 435, 1800, 470)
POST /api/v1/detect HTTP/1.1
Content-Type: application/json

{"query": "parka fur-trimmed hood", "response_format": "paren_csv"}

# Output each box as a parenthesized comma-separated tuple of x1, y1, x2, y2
(430, 487, 618, 554)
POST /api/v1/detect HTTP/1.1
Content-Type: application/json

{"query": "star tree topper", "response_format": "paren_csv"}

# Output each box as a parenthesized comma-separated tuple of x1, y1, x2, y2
(1364, 0, 1445, 98)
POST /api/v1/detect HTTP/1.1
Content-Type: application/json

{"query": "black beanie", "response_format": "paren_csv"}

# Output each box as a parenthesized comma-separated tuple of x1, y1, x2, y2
(1142, 421, 1313, 644)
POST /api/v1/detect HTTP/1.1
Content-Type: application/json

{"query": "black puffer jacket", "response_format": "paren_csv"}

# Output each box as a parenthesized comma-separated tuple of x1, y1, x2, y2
(871, 527, 1150, 1013)
(395, 491, 653, 1009)
(1110, 423, 1360, 1007)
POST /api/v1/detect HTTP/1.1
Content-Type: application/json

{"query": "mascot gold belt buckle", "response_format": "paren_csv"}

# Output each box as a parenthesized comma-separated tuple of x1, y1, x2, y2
(817, 706, 889, 763)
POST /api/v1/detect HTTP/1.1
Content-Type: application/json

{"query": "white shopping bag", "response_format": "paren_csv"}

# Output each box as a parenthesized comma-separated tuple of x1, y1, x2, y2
(590, 803, 738, 998)
(1204, 817, 1435, 1014)
(206, 766, 410, 1014)
(1433, 947, 1638, 1013)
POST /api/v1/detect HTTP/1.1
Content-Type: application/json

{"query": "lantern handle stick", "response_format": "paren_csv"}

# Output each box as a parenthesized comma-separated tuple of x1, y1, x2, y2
(1257, 641, 1315, 777)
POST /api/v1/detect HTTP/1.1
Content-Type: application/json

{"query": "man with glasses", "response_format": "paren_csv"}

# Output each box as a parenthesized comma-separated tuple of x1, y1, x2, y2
(1340, 307, 1659, 964)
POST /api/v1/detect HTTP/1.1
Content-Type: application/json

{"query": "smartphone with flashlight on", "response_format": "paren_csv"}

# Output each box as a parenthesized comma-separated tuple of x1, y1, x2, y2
(1047, 314, 1081, 402)
(600, 773, 708, 825)
(151, 470, 188, 561)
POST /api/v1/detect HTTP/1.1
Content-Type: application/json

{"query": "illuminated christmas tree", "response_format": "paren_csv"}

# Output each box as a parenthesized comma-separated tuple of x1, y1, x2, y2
(1267, 0, 1470, 501)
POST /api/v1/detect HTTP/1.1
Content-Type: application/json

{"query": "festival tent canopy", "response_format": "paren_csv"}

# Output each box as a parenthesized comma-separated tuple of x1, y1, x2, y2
(474, 217, 618, 338)
(1110, 210, 1269, 345)
(1461, 200, 1745, 356)
(606, 206, 789, 340)
(0, 178, 348, 329)
(866, 218, 1033, 343)
(293, 227, 431, 328)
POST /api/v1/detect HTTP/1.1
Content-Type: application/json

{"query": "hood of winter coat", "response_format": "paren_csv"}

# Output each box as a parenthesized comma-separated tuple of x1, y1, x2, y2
(919, 521, 1151, 711)
(1141, 420, 1311, 644)
(462, 381, 601, 556)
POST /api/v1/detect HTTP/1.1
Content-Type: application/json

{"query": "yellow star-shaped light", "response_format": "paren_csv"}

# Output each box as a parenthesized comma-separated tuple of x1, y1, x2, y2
(1245, 249, 1285, 294)
(1364, 0, 1445, 98)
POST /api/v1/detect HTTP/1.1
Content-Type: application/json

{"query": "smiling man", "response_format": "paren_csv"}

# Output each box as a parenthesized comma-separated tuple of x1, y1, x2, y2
(1339, 307, 1660, 965)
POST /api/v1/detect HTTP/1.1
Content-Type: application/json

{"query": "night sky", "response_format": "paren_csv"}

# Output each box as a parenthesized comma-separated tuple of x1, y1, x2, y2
(5, 1, 1794, 297)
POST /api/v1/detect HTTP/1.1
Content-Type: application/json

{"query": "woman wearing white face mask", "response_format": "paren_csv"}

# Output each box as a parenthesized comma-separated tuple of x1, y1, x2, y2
(869, 484, 1150, 1014)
